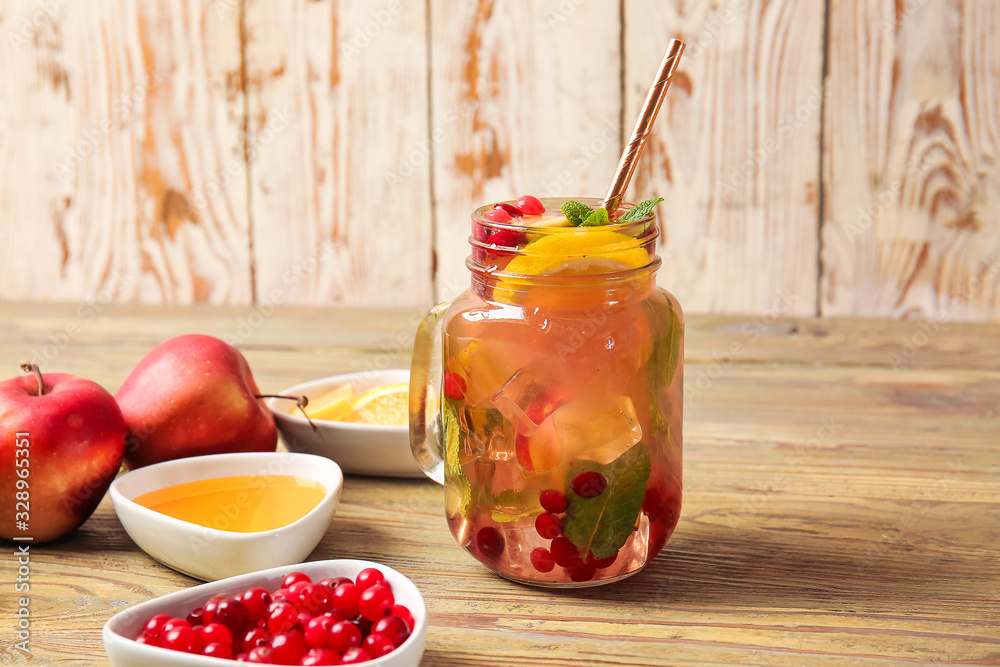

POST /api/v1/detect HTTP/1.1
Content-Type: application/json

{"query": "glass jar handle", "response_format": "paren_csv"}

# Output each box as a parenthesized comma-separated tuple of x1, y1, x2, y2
(408, 300, 452, 484)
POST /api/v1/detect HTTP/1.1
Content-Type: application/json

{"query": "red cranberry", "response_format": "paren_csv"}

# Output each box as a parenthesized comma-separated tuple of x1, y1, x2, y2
(244, 626, 272, 650)
(494, 202, 523, 218)
(319, 577, 352, 589)
(372, 614, 410, 647)
(486, 229, 527, 251)
(239, 587, 272, 623)
(539, 489, 568, 513)
(246, 646, 274, 663)
(270, 629, 309, 665)
(300, 648, 343, 665)
(390, 604, 414, 632)
(354, 568, 386, 591)
(135, 634, 160, 647)
(185, 606, 204, 627)
(202, 642, 233, 659)
(300, 583, 335, 615)
(586, 551, 619, 569)
(267, 601, 299, 633)
(327, 620, 362, 654)
(530, 547, 555, 573)
(483, 207, 512, 222)
(475, 526, 505, 559)
(304, 615, 334, 649)
(363, 632, 396, 658)
(161, 625, 197, 653)
(212, 597, 250, 637)
(443, 371, 467, 400)
(358, 585, 394, 621)
(201, 594, 225, 624)
(281, 571, 311, 588)
(199, 622, 233, 647)
(160, 617, 191, 635)
(550, 537, 583, 567)
(340, 647, 373, 664)
(142, 613, 172, 638)
(566, 560, 598, 582)
(331, 583, 361, 618)
(534, 512, 563, 539)
(572, 471, 608, 498)
(515, 195, 545, 215)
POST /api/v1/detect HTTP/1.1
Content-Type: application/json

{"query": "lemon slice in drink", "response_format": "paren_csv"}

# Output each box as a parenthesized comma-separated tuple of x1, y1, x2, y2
(350, 383, 409, 426)
(504, 230, 649, 277)
(304, 384, 357, 421)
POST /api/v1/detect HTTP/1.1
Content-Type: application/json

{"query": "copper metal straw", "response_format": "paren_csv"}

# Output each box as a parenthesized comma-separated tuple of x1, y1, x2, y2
(602, 38, 686, 213)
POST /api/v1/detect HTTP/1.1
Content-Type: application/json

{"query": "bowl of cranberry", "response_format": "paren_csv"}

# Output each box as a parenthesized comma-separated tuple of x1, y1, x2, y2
(102, 559, 427, 666)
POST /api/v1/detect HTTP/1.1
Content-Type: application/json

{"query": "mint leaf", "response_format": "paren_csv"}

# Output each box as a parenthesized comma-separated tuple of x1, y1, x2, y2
(443, 398, 471, 517)
(562, 443, 652, 558)
(619, 197, 663, 223)
(647, 300, 682, 438)
(561, 200, 592, 227)
(581, 207, 609, 227)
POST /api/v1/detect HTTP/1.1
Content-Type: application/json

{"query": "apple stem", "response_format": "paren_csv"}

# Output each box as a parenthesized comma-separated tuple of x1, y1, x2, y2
(256, 393, 318, 433)
(19, 362, 45, 396)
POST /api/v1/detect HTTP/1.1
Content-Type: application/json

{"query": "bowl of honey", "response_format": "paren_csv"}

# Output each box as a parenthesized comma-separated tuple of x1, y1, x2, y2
(110, 452, 343, 581)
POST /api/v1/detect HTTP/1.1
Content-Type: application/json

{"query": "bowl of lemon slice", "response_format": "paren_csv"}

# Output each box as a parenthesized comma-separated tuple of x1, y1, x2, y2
(266, 369, 423, 478)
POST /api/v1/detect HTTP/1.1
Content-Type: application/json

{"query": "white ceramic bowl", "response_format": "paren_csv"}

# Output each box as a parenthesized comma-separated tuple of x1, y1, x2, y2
(110, 452, 343, 581)
(266, 370, 423, 478)
(103, 559, 427, 667)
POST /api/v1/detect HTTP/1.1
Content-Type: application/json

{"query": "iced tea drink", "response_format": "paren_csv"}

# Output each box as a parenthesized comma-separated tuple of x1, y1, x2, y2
(411, 196, 682, 586)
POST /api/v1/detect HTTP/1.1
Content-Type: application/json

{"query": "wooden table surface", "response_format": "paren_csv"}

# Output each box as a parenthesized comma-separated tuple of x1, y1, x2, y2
(1, 302, 998, 666)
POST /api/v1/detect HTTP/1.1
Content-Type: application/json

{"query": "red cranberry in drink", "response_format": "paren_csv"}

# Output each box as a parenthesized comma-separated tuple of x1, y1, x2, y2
(443, 371, 467, 400)
(572, 471, 608, 498)
(550, 536, 583, 568)
(586, 551, 619, 569)
(476, 526, 505, 559)
(539, 489, 568, 513)
(530, 547, 555, 573)
(483, 207, 512, 223)
(493, 202, 523, 218)
(515, 195, 545, 215)
(534, 512, 563, 539)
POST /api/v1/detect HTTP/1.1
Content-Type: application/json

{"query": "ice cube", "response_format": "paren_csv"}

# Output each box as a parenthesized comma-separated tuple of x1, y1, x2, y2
(491, 367, 565, 436)
(447, 338, 517, 407)
(552, 396, 642, 465)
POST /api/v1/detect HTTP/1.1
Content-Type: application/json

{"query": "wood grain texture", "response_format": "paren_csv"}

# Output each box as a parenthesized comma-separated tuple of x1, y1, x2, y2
(624, 0, 825, 316)
(0, 0, 251, 304)
(244, 0, 434, 307)
(821, 0, 1000, 319)
(0, 303, 998, 665)
(429, 0, 623, 302)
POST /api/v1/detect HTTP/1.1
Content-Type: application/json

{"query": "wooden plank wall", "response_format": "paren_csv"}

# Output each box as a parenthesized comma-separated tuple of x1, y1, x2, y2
(0, 0, 997, 319)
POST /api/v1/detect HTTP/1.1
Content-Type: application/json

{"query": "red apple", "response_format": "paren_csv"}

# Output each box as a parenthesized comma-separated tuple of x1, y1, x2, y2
(0, 365, 126, 543)
(115, 334, 277, 469)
